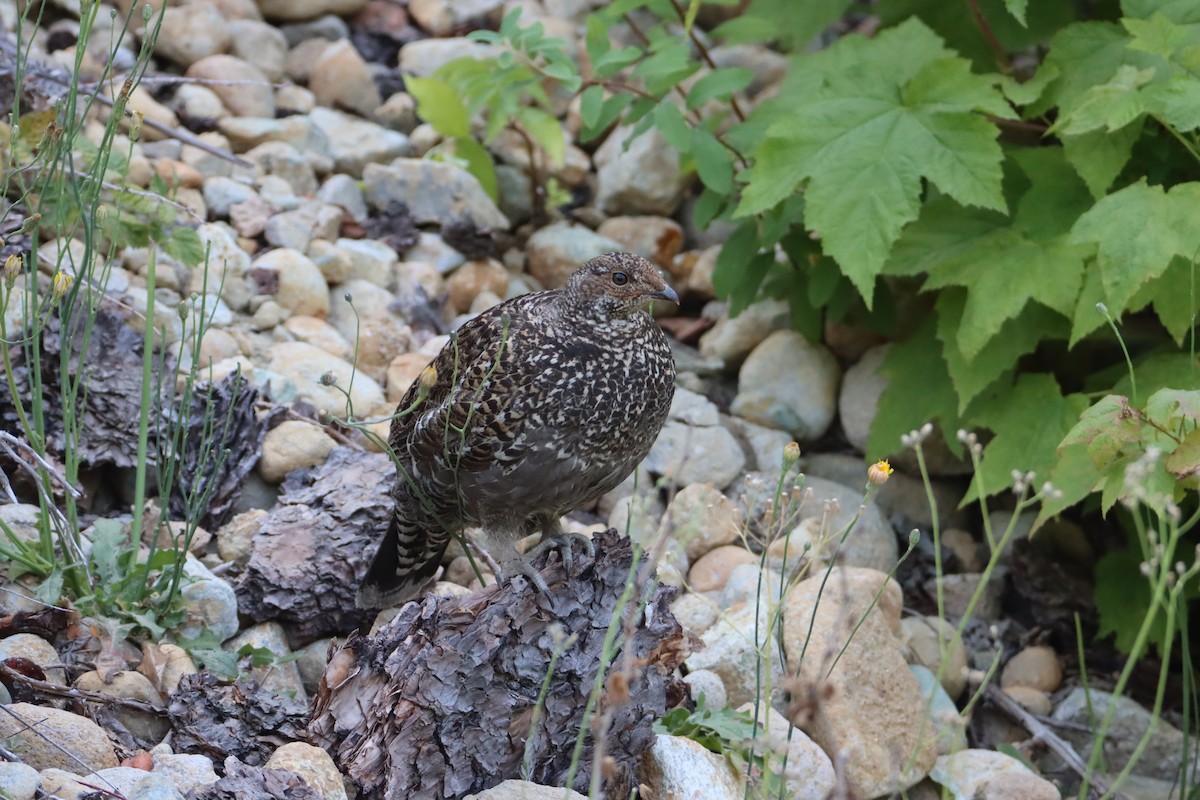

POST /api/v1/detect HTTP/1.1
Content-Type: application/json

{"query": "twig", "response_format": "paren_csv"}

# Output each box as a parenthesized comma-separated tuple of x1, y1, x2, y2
(666, 0, 747, 123)
(965, 0, 1012, 73)
(0, 663, 168, 716)
(0, 430, 82, 497)
(984, 683, 1130, 800)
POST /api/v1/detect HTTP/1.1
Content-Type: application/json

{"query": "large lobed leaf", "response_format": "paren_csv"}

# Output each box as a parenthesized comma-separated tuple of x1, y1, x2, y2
(736, 19, 1011, 304)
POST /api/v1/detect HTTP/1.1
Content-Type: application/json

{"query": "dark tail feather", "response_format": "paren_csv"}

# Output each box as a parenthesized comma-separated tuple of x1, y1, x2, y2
(356, 515, 446, 609)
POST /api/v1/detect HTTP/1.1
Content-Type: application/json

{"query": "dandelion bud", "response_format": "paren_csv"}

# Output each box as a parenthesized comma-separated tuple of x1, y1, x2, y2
(419, 364, 438, 391)
(782, 441, 801, 469)
(1095, 302, 1109, 316)
(920, 422, 933, 437)
(1176, 562, 1187, 576)
(51, 271, 73, 299)
(129, 110, 144, 142)
(908, 529, 920, 547)
(3, 253, 21, 281)
(1139, 561, 1152, 577)
(343, 292, 353, 303)
(17, 212, 41, 234)
(318, 370, 338, 386)
(143, 2, 154, 21)
(867, 459, 893, 486)
(177, 301, 189, 321)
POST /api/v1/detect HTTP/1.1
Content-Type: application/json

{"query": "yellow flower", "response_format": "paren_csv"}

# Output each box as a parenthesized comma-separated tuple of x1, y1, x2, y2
(3, 253, 21, 281)
(51, 271, 73, 299)
(419, 364, 438, 391)
(867, 459, 894, 486)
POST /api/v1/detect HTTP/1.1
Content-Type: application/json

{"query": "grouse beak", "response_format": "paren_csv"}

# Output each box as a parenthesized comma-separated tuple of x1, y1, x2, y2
(650, 284, 680, 305)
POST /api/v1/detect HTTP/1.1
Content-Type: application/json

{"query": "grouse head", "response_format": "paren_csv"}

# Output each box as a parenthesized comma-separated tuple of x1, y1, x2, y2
(565, 252, 679, 320)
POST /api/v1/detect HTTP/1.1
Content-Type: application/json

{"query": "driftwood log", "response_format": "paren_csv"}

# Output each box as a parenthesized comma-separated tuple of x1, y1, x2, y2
(308, 530, 689, 800)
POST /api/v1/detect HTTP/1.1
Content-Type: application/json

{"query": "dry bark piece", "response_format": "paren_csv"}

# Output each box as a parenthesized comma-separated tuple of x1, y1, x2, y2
(168, 673, 308, 767)
(189, 757, 323, 800)
(361, 199, 419, 255)
(166, 373, 270, 531)
(309, 530, 689, 800)
(0, 305, 175, 470)
(233, 447, 389, 642)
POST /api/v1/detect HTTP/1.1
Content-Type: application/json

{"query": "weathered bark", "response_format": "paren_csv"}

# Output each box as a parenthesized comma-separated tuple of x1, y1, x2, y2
(169, 673, 309, 767)
(309, 530, 689, 800)
(234, 448, 391, 642)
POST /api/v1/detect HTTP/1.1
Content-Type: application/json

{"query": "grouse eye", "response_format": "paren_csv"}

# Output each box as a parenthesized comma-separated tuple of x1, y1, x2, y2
(611, 271, 629, 286)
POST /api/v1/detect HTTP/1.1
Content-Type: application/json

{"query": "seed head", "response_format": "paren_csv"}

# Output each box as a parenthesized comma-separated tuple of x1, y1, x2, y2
(318, 370, 338, 386)
(782, 441, 801, 469)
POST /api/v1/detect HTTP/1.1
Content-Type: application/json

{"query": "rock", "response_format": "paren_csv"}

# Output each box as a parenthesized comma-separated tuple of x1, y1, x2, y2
(803, 452, 967, 532)
(719, 563, 785, 616)
(397, 37, 499, 77)
(192, 223, 253, 311)
(251, 248, 330, 317)
(244, 141, 318, 196)
(264, 202, 343, 251)
(317, 175, 368, 223)
(735, 704, 837, 800)
(224, 622, 307, 700)
(215, 509, 265, 566)
(309, 39, 381, 116)
(408, 0, 503, 36)
(839, 344, 970, 476)
(327, 279, 413, 380)
(493, 165, 533, 226)
(763, 474, 897, 573)
(286, 71, 382, 128)
(660, 482, 743, 562)
(277, 84, 317, 116)
(251, 299, 291, 329)
(0, 633, 65, 685)
(73, 670, 169, 744)
(266, 341, 385, 419)
(79, 767, 149, 797)
(128, 773, 185, 800)
(406, 232, 467, 274)
(265, 742, 347, 800)
(781, 567, 936, 796)
(670, 592, 719, 636)
(446, 259, 508, 313)
(259, 0, 367, 22)
(910, 665, 968, 755)
(227, 19, 289, 81)
(1052, 687, 1191, 781)
(901, 615, 968, 700)
(259, 420, 337, 483)
(595, 125, 690, 216)
(685, 605, 784, 708)
(202, 176, 257, 217)
(1000, 645, 1062, 693)
(930, 749, 1060, 800)
(1003, 686, 1052, 716)
(593, 216, 683, 269)
(682, 668, 727, 709)
(372, 91, 418, 133)
(282, 315, 354, 360)
(638, 734, 743, 800)
(645, 417, 745, 490)
(186, 55, 275, 118)
(687, 544, 758, 593)
(525, 222, 621, 289)
(142, 642, 198, 695)
(37, 768, 91, 800)
(171, 84, 226, 125)
(0, 704, 118, 772)
(731, 330, 840, 441)
(723, 416, 796, 474)
(332, 238, 399, 287)
(386, 351, 430, 403)
(925, 572, 1003, 620)
(155, 2, 230, 67)
(218, 116, 331, 157)
(295, 637, 336, 695)
(362, 159, 507, 229)
(0, 762, 39, 800)
(176, 557, 240, 641)
(699, 299, 790, 368)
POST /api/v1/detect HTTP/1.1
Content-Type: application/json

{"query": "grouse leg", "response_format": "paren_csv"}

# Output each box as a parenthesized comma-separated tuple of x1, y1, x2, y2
(522, 513, 595, 576)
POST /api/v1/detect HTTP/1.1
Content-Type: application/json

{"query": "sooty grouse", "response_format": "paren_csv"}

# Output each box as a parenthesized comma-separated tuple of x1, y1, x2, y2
(356, 253, 679, 609)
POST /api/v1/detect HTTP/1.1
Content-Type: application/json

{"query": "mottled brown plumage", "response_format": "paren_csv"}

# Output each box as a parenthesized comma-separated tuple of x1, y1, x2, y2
(356, 253, 678, 609)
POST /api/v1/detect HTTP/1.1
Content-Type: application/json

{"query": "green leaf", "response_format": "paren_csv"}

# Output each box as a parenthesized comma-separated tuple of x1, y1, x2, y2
(451, 137, 498, 202)
(1142, 387, 1200, 445)
(1148, 257, 1200, 344)
(406, 76, 471, 139)
(1061, 121, 1144, 198)
(35, 566, 64, 606)
(965, 374, 1089, 501)
(736, 19, 1008, 304)
(164, 226, 204, 268)
(653, 103, 693, 153)
(686, 68, 755, 109)
(1164, 427, 1200, 487)
(869, 319, 961, 459)
(1069, 180, 1200, 312)
(714, 222, 770, 314)
(691, 128, 733, 194)
(90, 518, 126, 585)
(1052, 64, 1156, 135)
(515, 107, 564, 167)
(1003, 0, 1028, 26)
(1059, 394, 1143, 470)
(711, 0, 854, 50)
(592, 46, 643, 78)
(1094, 549, 1160, 653)
(937, 291, 1068, 413)
(1028, 22, 1156, 116)
(1035, 439, 1103, 524)
(1069, 264, 1109, 347)
(1142, 78, 1200, 131)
